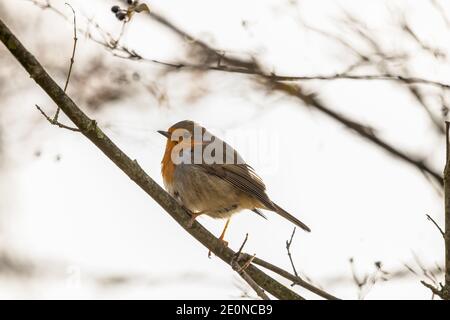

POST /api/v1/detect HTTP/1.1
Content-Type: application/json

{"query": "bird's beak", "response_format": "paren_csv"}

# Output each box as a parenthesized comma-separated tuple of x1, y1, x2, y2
(157, 130, 171, 139)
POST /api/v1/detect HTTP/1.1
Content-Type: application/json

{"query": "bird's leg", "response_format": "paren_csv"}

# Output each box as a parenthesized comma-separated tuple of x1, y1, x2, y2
(208, 218, 231, 258)
(187, 210, 205, 228)
(218, 218, 231, 246)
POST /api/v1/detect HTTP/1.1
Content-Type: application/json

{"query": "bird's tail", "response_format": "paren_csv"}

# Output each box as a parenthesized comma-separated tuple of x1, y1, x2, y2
(271, 202, 311, 232)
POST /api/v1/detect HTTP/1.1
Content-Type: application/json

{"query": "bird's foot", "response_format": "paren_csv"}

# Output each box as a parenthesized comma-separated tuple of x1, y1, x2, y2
(186, 211, 203, 228)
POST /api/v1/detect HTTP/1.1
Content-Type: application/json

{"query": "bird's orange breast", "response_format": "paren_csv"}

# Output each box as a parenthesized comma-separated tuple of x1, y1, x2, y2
(161, 140, 176, 187)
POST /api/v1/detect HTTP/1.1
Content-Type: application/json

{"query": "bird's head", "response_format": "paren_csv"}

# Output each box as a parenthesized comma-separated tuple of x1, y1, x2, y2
(158, 120, 207, 149)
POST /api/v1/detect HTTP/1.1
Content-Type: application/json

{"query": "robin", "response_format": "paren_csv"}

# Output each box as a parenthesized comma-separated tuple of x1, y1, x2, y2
(158, 120, 310, 247)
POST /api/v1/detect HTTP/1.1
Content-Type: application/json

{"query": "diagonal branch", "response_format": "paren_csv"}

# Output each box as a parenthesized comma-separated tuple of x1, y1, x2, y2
(146, 12, 450, 88)
(0, 17, 308, 301)
(426, 214, 445, 238)
(231, 234, 270, 300)
(27, 2, 450, 90)
(241, 254, 340, 300)
(270, 82, 443, 187)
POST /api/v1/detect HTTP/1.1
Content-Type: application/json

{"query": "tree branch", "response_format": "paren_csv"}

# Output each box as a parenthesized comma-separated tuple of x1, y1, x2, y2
(0, 16, 309, 301)
(52, 2, 78, 123)
(35, 104, 80, 132)
(423, 121, 450, 299)
(286, 227, 300, 278)
(231, 234, 270, 300)
(426, 214, 445, 238)
(271, 82, 443, 187)
(241, 254, 340, 300)
(421, 280, 442, 298)
(443, 121, 450, 299)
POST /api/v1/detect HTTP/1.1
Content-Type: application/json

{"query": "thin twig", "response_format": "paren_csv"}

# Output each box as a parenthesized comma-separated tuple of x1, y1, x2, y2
(421, 121, 450, 300)
(35, 105, 80, 132)
(32, 2, 79, 130)
(231, 234, 270, 300)
(26, 0, 66, 19)
(52, 3, 77, 123)
(349, 258, 367, 299)
(282, 228, 342, 299)
(111, 20, 128, 49)
(412, 252, 439, 284)
(234, 266, 270, 300)
(242, 254, 340, 300)
(235, 233, 249, 258)
(426, 214, 445, 238)
(62, 3, 77, 93)
(421, 280, 442, 297)
(286, 227, 299, 278)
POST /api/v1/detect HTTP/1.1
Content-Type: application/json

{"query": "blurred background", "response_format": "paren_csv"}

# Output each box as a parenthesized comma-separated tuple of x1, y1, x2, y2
(0, 0, 448, 299)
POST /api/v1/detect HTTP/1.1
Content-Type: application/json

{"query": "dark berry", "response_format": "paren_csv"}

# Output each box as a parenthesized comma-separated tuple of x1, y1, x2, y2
(111, 5, 120, 13)
(116, 12, 126, 21)
(127, 0, 134, 5)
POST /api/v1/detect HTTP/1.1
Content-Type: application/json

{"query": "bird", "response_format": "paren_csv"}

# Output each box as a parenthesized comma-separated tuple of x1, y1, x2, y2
(158, 120, 310, 248)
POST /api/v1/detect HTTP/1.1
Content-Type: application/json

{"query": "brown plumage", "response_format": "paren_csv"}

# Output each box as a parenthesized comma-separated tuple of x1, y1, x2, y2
(159, 120, 310, 244)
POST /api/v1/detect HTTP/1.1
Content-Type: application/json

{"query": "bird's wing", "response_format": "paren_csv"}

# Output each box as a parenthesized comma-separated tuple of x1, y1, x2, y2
(191, 132, 276, 209)
(192, 135, 311, 231)
(194, 163, 275, 210)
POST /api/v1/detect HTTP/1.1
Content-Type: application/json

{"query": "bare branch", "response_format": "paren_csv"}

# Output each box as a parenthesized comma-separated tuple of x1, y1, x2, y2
(35, 104, 80, 132)
(426, 214, 445, 238)
(32, 2, 79, 128)
(51, 2, 78, 124)
(231, 234, 270, 300)
(443, 121, 450, 299)
(234, 233, 249, 259)
(27, 2, 450, 91)
(62, 3, 77, 93)
(286, 227, 299, 278)
(422, 121, 450, 299)
(233, 265, 270, 300)
(421, 280, 443, 298)
(242, 254, 340, 300)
